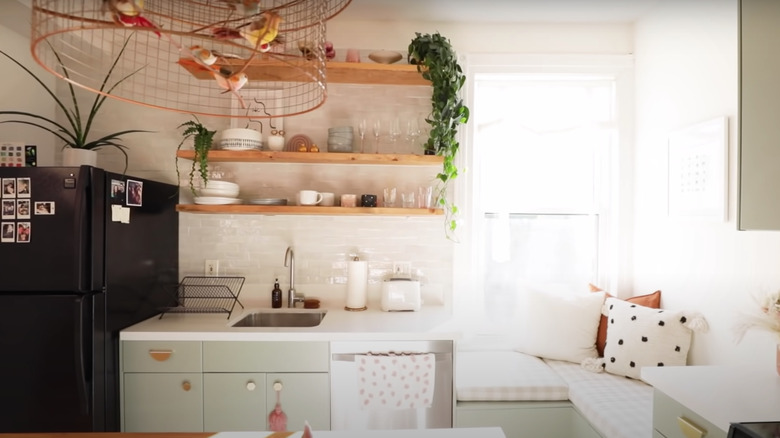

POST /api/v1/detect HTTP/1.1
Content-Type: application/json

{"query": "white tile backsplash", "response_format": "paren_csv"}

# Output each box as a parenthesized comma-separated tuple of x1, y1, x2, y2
(179, 214, 454, 307)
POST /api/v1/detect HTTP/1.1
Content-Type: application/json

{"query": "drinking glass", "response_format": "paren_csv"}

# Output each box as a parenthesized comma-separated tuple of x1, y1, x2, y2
(401, 191, 415, 208)
(383, 187, 397, 207)
(418, 186, 433, 208)
(358, 119, 367, 153)
(372, 119, 382, 154)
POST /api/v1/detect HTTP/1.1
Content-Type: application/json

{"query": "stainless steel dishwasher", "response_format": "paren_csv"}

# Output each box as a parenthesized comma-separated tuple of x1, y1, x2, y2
(330, 340, 453, 430)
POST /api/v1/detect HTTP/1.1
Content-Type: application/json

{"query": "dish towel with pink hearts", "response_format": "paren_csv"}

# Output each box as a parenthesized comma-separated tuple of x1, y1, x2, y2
(356, 352, 436, 410)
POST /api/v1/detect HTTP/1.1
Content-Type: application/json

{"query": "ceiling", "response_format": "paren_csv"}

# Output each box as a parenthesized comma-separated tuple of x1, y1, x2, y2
(335, 0, 664, 24)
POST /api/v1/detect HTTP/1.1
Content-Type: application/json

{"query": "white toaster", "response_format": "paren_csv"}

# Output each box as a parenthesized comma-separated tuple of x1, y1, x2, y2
(380, 278, 421, 311)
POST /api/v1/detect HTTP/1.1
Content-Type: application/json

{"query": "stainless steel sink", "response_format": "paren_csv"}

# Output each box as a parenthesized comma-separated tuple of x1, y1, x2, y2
(231, 310, 327, 328)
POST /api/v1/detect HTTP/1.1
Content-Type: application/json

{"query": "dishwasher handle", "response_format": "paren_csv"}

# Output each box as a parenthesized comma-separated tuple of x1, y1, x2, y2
(331, 352, 452, 362)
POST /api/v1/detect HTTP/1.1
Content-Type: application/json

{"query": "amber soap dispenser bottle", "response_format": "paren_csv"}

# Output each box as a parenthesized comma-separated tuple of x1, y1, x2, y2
(271, 279, 283, 308)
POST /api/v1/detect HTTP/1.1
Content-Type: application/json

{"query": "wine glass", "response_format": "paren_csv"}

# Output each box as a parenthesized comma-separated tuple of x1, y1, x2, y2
(406, 119, 421, 154)
(372, 119, 382, 154)
(358, 119, 367, 153)
(389, 118, 401, 154)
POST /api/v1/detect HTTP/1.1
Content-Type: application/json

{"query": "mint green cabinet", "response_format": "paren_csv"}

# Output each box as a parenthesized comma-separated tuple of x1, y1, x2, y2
(124, 373, 203, 432)
(203, 372, 267, 432)
(265, 373, 330, 431)
(121, 340, 330, 432)
(121, 340, 203, 432)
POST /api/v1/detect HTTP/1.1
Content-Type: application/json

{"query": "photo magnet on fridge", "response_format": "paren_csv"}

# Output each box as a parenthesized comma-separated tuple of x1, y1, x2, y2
(126, 179, 142, 207)
(1, 200, 13, 219)
(1, 222, 13, 242)
(111, 179, 125, 201)
(16, 200, 30, 219)
(16, 222, 30, 243)
(2, 178, 15, 198)
(16, 178, 30, 198)
(34, 201, 54, 215)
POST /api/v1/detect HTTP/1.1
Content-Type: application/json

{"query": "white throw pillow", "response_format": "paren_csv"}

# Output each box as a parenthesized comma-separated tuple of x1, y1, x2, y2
(602, 297, 707, 379)
(518, 289, 605, 364)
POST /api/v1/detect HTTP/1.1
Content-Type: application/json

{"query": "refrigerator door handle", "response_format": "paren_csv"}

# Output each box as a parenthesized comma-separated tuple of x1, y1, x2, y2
(74, 297, 89, 415)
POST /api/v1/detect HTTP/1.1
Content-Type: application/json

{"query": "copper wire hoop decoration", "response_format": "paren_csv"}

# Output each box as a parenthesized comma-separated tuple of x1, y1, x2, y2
(30, 0, 351, 119)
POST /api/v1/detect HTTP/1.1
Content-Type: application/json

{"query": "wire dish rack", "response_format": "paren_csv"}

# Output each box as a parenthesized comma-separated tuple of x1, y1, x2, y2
(160, 276, 244, 319)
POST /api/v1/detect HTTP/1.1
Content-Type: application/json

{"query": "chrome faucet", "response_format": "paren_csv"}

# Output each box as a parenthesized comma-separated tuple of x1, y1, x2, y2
(284, 246, 305, 308)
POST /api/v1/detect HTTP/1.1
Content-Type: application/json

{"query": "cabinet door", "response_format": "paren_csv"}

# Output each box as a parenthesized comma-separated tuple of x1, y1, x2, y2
(203, 373, 267, 432)
(267, 373, 330, 431)
(739, 0, 780, 230)
(123, 373, 202, 432)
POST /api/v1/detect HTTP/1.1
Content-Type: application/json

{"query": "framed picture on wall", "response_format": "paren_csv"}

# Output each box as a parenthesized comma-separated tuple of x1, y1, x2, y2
(667, 116, 728, 221)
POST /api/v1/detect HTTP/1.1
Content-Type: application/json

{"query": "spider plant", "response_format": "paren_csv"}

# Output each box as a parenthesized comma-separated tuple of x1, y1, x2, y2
(0, 36, 148, 171)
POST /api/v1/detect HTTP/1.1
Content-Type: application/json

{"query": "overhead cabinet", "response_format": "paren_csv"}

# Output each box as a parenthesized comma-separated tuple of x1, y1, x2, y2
(738, 0, 780, 230)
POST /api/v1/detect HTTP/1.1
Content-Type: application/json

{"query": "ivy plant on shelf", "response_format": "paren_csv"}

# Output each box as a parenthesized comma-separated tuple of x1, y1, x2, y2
(408, 32, 470, 238)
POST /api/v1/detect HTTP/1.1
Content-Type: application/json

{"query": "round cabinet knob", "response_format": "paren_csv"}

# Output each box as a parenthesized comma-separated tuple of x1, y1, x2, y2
(246, 381, 256, 391)
(181, 380, 191, 392)
(273, 382, 283, 392)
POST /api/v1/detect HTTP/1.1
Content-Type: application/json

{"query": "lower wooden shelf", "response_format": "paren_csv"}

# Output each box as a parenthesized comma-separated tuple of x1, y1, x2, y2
(176, 204, 444, 216)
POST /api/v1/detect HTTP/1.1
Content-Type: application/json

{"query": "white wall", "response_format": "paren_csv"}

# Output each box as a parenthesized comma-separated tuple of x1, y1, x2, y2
(633, 0, 777, 366)
(0, 1, 56, 166)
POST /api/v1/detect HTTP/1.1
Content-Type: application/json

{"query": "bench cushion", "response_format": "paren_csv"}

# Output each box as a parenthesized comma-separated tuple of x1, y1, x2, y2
(456, 351, 568, 401)
(545, 359, 653, 438)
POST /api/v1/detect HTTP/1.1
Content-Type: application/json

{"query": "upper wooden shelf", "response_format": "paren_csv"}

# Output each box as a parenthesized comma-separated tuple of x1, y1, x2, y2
(176, 150, 443, 165)
(178, 58, 430, 86)
(176, 205, 443, 216)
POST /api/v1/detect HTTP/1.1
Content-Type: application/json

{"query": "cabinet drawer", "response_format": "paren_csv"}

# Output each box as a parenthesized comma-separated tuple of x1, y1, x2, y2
(123, 341, 202, 373)
(203, 341, 329, 372)
(653, 389, 726, 438)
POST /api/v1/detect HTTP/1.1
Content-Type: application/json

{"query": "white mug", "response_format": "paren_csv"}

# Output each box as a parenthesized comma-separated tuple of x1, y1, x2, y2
(320, 192, 335, 206)
(298, 190, 323, 205)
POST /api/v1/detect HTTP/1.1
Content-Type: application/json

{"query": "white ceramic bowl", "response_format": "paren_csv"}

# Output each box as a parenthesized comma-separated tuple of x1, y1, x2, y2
(218, 128, 262, 151)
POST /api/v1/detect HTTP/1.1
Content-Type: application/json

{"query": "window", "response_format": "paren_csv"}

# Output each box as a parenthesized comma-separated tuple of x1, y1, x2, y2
(457, 55, 631, 332)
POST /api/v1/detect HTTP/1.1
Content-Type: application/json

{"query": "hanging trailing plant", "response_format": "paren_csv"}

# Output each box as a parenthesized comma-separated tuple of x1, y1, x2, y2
(176, 117, 216, 196)
(408, 32, 470, 238)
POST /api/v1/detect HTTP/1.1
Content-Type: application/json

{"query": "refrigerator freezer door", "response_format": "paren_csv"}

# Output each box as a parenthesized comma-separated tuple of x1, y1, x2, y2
(0, 166, 93, 292)
(0, 293, 99, 432)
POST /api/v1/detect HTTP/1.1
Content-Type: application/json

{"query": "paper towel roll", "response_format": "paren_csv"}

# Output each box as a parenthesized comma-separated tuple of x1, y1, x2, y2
(345, 260, 368, 311)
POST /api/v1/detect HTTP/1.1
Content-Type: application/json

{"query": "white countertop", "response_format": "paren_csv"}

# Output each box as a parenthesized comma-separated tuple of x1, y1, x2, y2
(642, 365, 780, 432)
(120, 304, 461, 342)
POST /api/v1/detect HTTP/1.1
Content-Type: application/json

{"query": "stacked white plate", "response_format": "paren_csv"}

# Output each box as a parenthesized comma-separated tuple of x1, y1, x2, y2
(194, 180, 241, 204)
(194, 197, 242, 205)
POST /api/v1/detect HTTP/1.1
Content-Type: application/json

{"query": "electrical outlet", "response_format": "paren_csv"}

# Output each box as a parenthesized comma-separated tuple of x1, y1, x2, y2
(205, 260, 219, 276)
(392, 261, 411, 277)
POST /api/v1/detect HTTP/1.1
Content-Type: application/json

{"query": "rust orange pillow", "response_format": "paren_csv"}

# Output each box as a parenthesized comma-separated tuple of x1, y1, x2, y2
(589, 284, 661, 357)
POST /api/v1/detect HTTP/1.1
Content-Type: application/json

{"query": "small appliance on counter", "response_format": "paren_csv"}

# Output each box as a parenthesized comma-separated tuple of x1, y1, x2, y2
(380, 278, 421, 311)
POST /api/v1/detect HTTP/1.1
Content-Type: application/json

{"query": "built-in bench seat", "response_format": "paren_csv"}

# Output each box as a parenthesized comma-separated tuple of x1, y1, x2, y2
(455, 350, 653, 438)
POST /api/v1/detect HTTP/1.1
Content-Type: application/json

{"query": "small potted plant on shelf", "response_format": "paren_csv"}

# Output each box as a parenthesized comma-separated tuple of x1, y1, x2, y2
(176, 116, 217, 196)
(408, 32, 470, 238)
(0, 37, 148, 172)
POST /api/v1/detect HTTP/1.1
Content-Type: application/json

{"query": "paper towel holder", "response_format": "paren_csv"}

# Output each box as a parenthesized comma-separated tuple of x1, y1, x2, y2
(345, 255, 368, 312)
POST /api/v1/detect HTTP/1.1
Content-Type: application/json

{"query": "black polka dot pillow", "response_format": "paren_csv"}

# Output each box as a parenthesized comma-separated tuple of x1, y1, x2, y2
(602, 297, 708, 379)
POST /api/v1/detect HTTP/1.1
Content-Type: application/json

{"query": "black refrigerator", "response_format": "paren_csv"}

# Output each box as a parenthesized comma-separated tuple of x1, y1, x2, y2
(0, 166, 179, 432)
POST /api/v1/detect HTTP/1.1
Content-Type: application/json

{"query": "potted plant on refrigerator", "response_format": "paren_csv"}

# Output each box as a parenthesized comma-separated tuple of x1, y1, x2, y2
(0, 37, 147, 171)
(408, 32, 470, 238)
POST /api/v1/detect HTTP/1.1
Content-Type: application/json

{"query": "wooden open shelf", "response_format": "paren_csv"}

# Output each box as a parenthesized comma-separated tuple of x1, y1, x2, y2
(178, 58, 430, 86)
(176, 204, 443, 216)
(176, 150, 443, 165)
